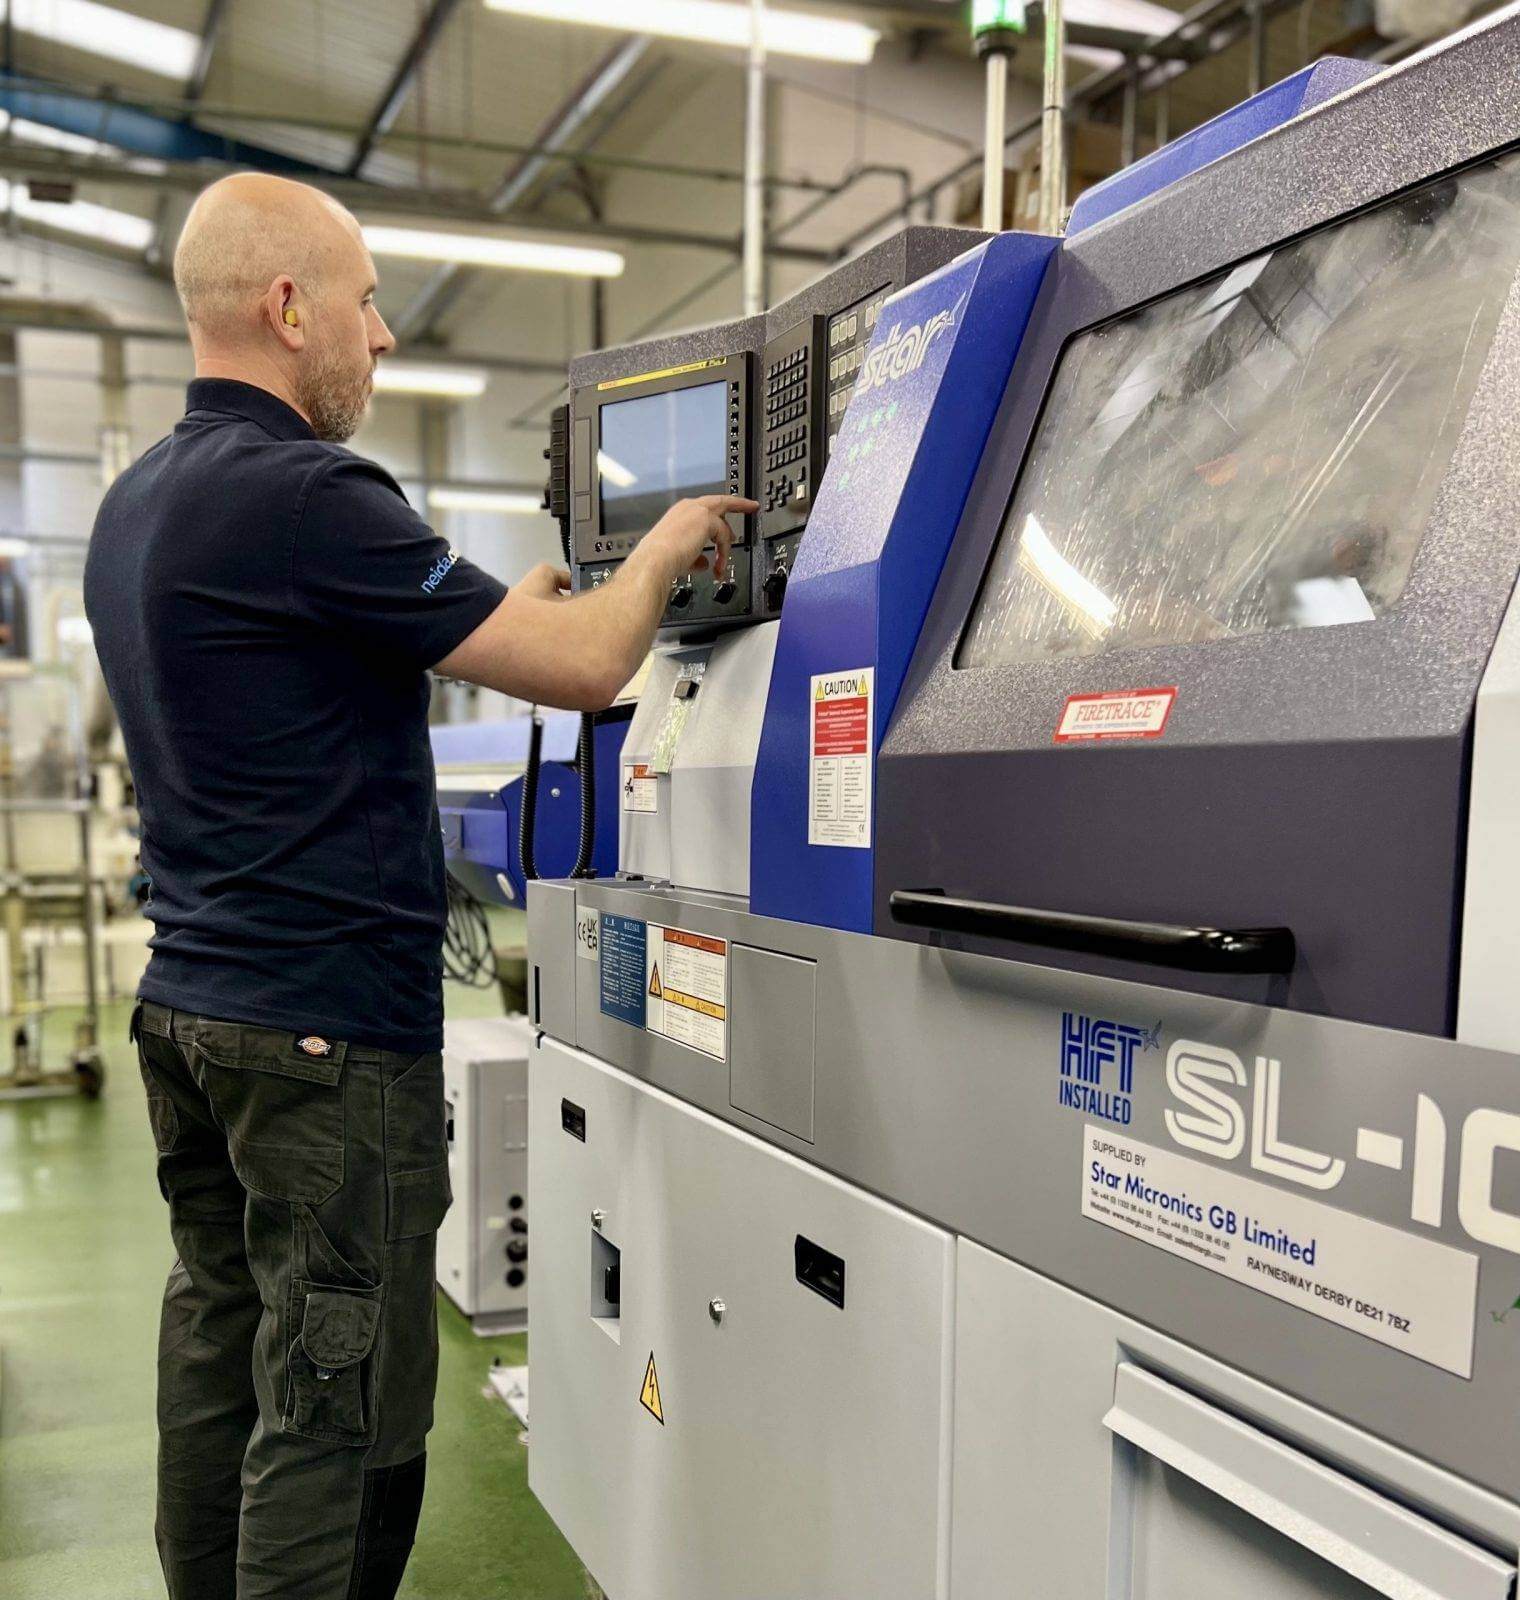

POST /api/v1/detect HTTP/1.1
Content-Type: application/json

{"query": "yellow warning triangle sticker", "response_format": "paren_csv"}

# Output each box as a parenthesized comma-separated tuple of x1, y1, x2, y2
(648, 963, 663, 998)
(640, 1351, 664, 1424)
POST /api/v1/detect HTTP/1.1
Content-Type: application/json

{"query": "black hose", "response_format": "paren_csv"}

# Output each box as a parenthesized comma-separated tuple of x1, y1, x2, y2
(518, 710, 543, 883)
(443, 871, 498, 987)
(571, 712, 597, 879)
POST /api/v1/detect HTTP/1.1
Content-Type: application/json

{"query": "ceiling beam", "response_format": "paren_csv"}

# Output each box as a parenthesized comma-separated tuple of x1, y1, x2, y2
(0, 146, 834, 263)
(390, 34, 653, 342)
(347, 0, 464, 179)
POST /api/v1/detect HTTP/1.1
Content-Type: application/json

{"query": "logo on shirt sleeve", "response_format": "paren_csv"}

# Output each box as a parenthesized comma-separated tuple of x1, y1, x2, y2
(421, 547, 461, 594)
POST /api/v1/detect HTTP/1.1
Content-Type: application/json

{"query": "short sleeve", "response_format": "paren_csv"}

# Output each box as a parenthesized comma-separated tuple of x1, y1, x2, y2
(291, 455, 507, 668)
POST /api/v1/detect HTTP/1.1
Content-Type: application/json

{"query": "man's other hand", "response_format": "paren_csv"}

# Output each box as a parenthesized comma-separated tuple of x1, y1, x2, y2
(516, 562, 571, 601)
(642, 495, 757, 586)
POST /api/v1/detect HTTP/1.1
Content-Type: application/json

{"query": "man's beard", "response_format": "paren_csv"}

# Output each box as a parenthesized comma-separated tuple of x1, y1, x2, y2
(294, 340, 373, 443)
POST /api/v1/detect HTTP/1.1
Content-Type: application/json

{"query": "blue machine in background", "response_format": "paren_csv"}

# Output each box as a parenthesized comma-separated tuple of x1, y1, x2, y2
(433, 707, 631, 907)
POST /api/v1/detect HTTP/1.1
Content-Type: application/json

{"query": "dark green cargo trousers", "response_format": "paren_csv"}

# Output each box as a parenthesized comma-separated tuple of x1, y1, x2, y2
(134, 1001, 453, 1599)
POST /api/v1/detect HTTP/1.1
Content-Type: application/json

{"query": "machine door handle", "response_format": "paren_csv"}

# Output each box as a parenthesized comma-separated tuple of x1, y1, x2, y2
(887, 890, 1294, 975)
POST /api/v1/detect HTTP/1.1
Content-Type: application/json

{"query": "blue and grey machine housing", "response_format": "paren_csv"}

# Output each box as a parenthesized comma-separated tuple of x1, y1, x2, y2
(527, 25, 1520, 1599)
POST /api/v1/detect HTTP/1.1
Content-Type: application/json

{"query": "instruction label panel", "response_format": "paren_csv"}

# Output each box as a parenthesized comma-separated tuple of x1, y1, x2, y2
(645, 924, 727, 1061)
(621, 763, 658, 814)
(1081, 1127, 1478, 1376)
(1056, 687, 1176, 743)
(809, 668, 874, 849)
(599, 914, 648, 1029)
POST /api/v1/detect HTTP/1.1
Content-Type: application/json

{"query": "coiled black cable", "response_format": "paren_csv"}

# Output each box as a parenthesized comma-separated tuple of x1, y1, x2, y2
(443, 871, 498, 987)
(518, 709, 543, 883)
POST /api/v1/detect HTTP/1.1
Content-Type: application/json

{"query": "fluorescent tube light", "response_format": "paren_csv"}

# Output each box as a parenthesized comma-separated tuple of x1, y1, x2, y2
(483, 0, 879, 64)
(0, 179, 153, 251)
(596, 450, 637, 488)
(363, 223, 623, 278)
(3, 0, 200, 80)
(428, 487, 543, 514)
(372, 364, 489, 398)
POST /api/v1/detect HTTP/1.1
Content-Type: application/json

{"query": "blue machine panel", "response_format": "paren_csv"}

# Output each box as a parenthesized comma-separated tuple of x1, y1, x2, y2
(435, 710, 630, 906)
(750, 231, 1056, 932)
(1066, 59, 1381, 236)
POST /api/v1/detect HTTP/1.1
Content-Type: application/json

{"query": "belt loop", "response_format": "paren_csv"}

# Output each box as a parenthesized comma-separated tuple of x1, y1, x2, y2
(128, 1000, 143, 1046)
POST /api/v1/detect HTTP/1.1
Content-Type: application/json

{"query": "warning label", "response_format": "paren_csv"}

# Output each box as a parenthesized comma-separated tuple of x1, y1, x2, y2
(1081, 1126, 1479, 1377)
(1055, 687, 1176, 743)
(809, 668, 874, 849)
(622, 762, 658, 814)
(645, 925, 727, 1061)
(640, 1351, 664, 1424)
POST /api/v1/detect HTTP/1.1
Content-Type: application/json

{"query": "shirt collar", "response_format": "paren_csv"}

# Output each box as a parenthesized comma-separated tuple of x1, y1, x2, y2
(185, 378, 316, 443)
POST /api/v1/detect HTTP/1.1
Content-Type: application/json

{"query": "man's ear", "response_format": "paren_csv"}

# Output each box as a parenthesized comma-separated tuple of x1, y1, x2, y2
(265, 276, 304, 351)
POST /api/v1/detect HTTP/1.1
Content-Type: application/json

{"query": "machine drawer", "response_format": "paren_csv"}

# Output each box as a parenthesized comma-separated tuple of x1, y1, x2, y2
(529, 1037, 955, 1600)
(950, 1241, 1520, 1599)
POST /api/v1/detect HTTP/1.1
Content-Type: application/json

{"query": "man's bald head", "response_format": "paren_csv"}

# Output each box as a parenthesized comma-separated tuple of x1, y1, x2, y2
(174, 174, 360, 336)
(173, 173, 395, 442)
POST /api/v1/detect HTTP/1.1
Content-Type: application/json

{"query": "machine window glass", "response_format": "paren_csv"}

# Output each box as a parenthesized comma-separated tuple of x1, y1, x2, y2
(598, 381, 728, 539)
(958, 154, 1520, 668)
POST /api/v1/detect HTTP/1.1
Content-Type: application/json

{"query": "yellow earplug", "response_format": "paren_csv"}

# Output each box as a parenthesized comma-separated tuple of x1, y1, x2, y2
(283, 308, 300, 326)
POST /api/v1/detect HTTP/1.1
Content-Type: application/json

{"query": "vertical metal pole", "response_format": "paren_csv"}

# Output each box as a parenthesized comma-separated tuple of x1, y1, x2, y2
(99, 335, 130, 487)
(1249, 0, 1267, 96)
(742, 0, 767, 316)
(1121, 61, 1139, 168)
(1038, 0, 1068, 236)
(982, 50, 1008, 232)
(1155, 85, 1171, 147)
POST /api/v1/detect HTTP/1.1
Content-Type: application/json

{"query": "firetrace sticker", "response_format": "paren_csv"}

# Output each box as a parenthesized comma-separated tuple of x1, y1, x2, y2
(622, 763, 658, 814)
(809, 668, 874, 849)
(1081, 1126, 1479, 1377)
(645, 925, 727, 1061)
(1056, 687, 1176, 743)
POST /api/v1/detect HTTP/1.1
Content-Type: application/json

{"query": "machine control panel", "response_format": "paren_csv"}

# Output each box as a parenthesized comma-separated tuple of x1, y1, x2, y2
(569, 350, 752, 631)
(825, 285, 889, 459)
(759, 315, 825, 541)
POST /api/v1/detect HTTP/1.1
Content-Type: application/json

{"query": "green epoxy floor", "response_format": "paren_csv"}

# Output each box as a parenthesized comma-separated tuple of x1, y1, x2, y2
(0, 992, 590, 1599)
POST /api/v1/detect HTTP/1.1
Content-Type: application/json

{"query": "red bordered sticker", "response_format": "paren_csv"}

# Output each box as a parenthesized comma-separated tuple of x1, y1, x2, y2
(1055, 687, 1177, 744)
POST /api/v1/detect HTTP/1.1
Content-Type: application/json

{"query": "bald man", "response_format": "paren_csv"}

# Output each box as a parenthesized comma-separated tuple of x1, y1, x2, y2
(84, 174, 750, 1600)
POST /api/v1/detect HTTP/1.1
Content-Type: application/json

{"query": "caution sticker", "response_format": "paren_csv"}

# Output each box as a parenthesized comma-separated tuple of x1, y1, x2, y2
(640, 1352, 664, 1423)
(1055, 687, 1176, 743)
(645, 924, 727, 1061)
(622, 763, 658, 814)
(809, 668, 874, 849)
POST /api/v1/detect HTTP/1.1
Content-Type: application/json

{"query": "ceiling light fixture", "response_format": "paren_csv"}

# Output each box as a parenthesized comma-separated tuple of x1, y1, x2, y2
(482, 0, 879, 64)
(0, 179, 154, 251)
(2, 0, 200, 81)
(371, 365, 490, 398)
(427, 487, 544, 514)
(363, 223, 624, 278)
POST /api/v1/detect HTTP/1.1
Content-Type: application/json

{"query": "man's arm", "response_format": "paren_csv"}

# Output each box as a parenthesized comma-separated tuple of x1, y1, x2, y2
(434, 494, 755, 711)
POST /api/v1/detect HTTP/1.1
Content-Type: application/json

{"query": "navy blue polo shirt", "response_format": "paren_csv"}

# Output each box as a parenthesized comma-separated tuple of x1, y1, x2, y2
(84, 379, 507, 1052)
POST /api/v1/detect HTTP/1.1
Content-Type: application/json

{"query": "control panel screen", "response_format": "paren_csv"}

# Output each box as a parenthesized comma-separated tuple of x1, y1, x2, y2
(959, 152, 1520, 668)
(599, 381, 729, 539)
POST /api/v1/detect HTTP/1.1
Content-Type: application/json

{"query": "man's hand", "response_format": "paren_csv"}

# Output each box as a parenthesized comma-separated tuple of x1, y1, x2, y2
(515, 562, 571, 601)
(638, 495, 756, 586)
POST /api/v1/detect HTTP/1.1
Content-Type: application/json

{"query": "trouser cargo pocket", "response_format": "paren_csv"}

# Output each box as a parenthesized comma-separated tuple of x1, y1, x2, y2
(286, 1283, 382, 1445)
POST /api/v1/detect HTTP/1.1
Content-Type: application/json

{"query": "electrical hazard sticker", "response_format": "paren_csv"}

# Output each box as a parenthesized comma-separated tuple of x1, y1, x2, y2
(640, 1352, 664, 1424)
(809, 668, 874, 848)
(1055, 687, 1176, 743)
(645, 925, 727, 1061)
(622, 763, 658, 814)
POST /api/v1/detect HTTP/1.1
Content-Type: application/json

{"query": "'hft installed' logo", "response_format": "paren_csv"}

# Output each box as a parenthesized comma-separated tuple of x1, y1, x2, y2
(1059, 1012, 1151, 1126)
